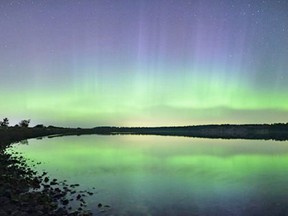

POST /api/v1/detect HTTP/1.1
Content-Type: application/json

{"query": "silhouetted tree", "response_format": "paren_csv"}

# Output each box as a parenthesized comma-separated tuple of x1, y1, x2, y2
(19, 119, 30, 128)
(0, 117, 9, 127)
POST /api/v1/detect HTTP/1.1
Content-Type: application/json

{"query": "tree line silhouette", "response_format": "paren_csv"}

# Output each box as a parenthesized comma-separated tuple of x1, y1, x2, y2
(0, 118, 30, 128)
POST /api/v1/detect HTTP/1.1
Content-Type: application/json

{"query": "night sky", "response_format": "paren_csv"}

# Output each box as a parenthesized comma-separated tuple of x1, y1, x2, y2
(1, 0, 288, 127)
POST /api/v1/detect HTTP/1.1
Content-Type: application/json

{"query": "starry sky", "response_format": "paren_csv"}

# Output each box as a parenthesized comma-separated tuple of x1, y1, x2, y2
(0, 0, 288, 127)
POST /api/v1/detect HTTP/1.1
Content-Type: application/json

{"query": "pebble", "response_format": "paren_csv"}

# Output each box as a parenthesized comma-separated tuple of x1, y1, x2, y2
(0, 137, 94, 216)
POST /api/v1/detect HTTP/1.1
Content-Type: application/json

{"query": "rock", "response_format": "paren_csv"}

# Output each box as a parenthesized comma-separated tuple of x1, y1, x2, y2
(41, 172, 47, 176)
(54, 187, 61, 193)
(98, 203, 102, 208)
(76, 194, 81, 200)
(61, 199, 69, 205)
(50, 181, 57, 186)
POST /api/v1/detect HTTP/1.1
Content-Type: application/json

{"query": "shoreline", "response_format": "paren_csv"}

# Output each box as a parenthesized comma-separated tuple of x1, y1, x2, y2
(2, 123, 288, 146)
(1, 123, 288, 215)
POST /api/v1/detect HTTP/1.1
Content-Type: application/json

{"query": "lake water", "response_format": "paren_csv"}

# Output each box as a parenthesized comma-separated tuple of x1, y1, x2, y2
(9, 135, 288, 216)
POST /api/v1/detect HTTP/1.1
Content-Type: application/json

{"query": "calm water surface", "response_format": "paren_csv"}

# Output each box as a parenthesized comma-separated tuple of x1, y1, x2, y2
(9, 135, 288, 216)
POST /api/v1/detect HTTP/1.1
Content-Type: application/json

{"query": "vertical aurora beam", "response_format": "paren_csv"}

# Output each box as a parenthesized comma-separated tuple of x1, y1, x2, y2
(0, 0, 287, 126)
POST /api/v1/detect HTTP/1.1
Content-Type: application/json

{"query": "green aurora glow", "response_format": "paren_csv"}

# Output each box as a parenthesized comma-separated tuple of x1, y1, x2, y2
(2, 77, 288, 126)
(1, 1, 288, 126)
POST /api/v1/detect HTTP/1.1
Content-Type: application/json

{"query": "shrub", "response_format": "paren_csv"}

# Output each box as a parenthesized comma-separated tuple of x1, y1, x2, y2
(0, 117, 9, 127)
(19, 119, 31, 128)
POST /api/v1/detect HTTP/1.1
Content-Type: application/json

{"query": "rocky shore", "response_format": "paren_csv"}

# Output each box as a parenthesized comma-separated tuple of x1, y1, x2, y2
(0, 128, 93, 215)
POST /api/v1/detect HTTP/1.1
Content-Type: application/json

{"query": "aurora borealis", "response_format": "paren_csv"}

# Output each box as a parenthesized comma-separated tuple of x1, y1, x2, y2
(1, 0, 288, 127)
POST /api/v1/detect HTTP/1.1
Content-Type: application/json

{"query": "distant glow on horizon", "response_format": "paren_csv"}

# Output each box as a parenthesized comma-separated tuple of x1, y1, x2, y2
(0, 0, 288, 127)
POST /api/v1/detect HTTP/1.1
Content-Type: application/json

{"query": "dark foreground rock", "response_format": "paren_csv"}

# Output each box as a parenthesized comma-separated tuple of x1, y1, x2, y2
(0, 132, 93, 215)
